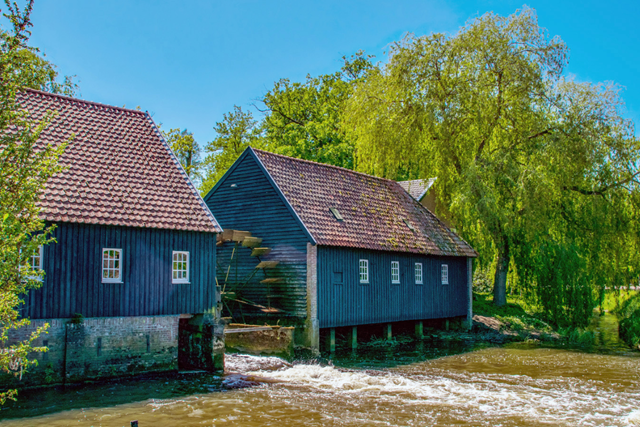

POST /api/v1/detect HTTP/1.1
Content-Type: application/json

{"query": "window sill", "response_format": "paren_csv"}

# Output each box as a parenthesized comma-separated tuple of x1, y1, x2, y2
(173, 281, 191, 285)
(391, 282, 401, 285)
(102, 280, 123, 284)
(359, 281, 369, 285)
(415, 282, 424, 285)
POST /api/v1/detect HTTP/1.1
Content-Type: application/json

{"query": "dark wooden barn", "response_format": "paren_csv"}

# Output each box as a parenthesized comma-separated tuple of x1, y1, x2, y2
(6, 89, 224, 386)
(204, 147, 476, 352)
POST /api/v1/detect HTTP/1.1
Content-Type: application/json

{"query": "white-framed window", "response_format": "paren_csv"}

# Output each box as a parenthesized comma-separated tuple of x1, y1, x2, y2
(391, 261, 400, 284)
(441, 264, 449, 285)
(102, 248, 123, 283)
(359, 259, 369, 284)
(172, 251, 190, 284)
(415, 262, 423, 284)
(27, 245, 44, 281)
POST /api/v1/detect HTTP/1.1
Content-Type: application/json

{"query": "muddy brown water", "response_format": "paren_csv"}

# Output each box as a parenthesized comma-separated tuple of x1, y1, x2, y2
(1, 314, 638, 427)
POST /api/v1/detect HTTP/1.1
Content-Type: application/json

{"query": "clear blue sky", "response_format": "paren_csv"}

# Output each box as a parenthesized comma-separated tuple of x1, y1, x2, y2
(22, 0, 640, 143)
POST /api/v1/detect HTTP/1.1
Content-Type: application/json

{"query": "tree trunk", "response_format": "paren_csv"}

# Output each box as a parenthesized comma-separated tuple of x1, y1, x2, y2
(493, 244, 509, 306)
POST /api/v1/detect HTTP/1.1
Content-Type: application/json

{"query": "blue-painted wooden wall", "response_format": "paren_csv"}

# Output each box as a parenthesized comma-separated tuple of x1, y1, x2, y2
(23, 222, 218, 319)
(204, 152, 311, 318)
(317, 247, 469, 328)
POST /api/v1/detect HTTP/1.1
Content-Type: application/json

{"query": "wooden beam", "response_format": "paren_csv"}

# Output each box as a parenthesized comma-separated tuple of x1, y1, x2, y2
(251, 247, 271, 257)
(260, 278, 282, 284)
(256, 261, 280, 269)
(225, 326, 274, 334)
(232, 230, 252, 242)
(220, 229, 235, 242)
(243, 237, 263, 248)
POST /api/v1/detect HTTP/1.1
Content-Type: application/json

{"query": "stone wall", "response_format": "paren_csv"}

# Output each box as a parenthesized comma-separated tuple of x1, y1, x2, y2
(1, 316, 182, 388)
(65, 316, 179, 383)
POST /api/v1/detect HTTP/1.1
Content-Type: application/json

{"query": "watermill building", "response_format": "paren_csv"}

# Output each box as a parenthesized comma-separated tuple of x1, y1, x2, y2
(204, 148, 477, 352)
(3, 89, 224, 387)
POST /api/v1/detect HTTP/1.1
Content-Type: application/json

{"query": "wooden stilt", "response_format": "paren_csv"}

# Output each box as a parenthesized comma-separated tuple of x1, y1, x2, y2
(385, 323, 392, 340)
(445, 319, 450, 331)
(348, 326, 358, 350)
(415, 320, 423, 339)
(326, 328, 336, 353)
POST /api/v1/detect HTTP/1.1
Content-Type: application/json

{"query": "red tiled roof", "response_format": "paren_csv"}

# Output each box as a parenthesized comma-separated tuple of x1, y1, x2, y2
(253, 149, 476, 257)
(18, 89, 221, 233)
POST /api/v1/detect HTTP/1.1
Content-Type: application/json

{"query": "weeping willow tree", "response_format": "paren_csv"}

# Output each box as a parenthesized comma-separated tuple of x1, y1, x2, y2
(343, 7, 640, 326)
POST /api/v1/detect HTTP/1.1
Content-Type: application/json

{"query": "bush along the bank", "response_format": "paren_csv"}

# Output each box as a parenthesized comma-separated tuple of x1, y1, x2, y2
(616, 292, 640, 350)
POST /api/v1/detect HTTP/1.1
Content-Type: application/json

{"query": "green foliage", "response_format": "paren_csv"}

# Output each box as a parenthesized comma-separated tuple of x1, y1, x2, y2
(615, 291, 640, 349)
(43, 362, 55, 384)
(163, 128, 201, 182)
(200, 52, 376, 192)
(261, 51, 374, 169)
(200, 105, 262, 195)
(564, 328, 596, 346)
(0, 0, 69, 404)
(472, 267, 493, 294)
(343, 7, 640, 326)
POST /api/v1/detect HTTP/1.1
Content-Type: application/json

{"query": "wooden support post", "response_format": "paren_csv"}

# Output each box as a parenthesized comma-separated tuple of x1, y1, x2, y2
(385, 323, 392, 340)
(348, 326, 358, 350)
(326, 328, 336, 353)
(445, 319, 450, 331)
(415, 321, 423, 339)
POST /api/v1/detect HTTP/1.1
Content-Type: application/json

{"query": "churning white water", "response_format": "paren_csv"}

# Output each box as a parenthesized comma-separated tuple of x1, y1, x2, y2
(1, 344, 638, 426)
(234, 348, 639, 427)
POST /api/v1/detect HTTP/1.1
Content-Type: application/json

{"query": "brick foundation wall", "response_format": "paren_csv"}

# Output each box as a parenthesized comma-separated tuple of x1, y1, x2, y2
(1, 316, 181, 388)
(65, 316, 179, 383)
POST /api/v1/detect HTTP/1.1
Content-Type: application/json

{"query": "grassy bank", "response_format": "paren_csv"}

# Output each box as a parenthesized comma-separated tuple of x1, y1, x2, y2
(468, 292, 605, 346)
(608, 290, 640, 350)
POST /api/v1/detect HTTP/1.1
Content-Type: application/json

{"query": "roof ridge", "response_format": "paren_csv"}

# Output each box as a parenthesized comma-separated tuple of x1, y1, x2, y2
(252, 147, 399, 185)
(22, 88, 148, 116)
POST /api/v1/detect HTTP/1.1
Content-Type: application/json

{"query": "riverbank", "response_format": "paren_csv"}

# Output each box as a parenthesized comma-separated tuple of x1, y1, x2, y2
(357, 292, 635, 350)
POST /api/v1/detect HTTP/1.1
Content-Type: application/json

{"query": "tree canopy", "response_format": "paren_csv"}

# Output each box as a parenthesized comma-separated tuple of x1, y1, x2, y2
(0, 0, 69, 403)
(198, 52, 375, 196)
(343, 7, 640, 325)
(163, 128, 201, 183)
(200, 105, 261, 195)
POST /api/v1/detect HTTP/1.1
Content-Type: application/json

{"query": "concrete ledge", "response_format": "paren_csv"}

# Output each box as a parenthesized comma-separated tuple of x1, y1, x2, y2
(225, 324, 294, 359)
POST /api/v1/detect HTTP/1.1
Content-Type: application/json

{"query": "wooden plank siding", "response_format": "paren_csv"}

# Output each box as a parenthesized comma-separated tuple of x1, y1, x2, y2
(317, 246, 469, 328)
(22, 222, 218, 319)
(204, 153, 311, 318)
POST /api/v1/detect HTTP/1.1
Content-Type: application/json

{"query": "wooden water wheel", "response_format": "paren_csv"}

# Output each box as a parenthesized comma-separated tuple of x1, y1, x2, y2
(216, 230, 286, 323)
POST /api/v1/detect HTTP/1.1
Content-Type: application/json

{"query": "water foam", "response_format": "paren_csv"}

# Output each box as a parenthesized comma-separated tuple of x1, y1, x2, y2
(244, 360, 638, 426)
(628, 410, 640, 426)
(225, 353, 292, 373)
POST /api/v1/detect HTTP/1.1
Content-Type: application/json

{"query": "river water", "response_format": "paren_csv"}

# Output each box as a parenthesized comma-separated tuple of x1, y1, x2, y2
(1, 316, 638, 426)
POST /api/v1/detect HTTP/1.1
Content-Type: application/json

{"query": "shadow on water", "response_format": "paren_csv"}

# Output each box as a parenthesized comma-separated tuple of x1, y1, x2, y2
(0, 371, 224, 421)
(318, 339, 493, 370)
